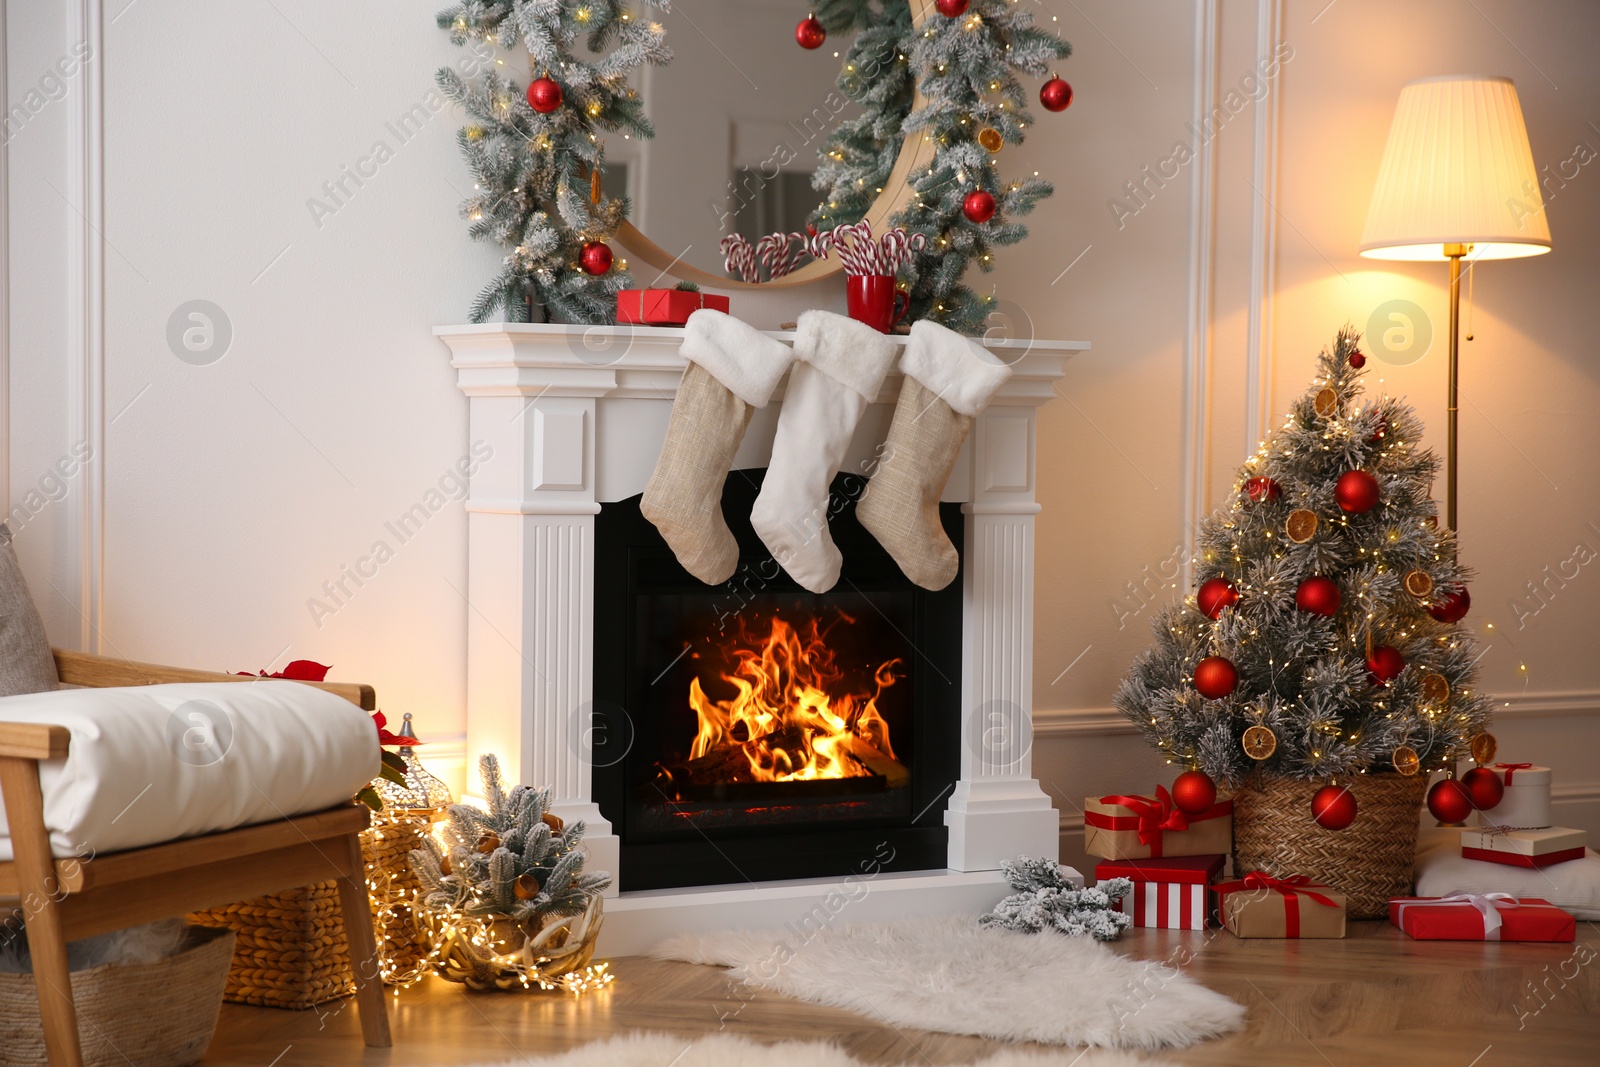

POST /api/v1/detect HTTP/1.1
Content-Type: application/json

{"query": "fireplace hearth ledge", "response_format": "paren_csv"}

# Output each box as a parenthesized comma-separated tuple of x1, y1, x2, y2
(437, 322, 1089, 955)
(601, 866, 1082, 958)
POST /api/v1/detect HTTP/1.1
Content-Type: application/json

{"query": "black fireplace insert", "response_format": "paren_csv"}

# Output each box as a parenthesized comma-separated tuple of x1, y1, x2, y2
(592, 467, 963, 891)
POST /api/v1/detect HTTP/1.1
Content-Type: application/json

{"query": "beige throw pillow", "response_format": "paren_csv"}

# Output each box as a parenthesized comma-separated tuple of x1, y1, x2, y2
(0, 523, 60, 695)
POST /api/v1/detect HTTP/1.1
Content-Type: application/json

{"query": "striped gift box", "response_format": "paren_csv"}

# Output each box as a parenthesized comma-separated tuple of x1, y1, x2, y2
(1095, 854, 1225, 930)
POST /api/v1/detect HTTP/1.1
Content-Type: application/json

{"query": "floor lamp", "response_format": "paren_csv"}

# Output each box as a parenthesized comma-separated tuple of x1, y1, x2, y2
(1359, 75, 1551, 533)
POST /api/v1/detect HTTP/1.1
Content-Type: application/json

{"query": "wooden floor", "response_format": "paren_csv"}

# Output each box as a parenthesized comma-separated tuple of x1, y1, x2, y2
(203, 920, 1600, 1067)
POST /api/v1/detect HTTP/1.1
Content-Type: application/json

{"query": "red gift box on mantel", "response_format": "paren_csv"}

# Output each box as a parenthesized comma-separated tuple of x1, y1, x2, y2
(1214, 873, 1347, 939)
(1460, 826, 1587, 868)
(1097, 854, 1224, 930)
(1389, 894, 1576, 942)
(1083, 786, 1232, 860)
(615, 288, 730, 326)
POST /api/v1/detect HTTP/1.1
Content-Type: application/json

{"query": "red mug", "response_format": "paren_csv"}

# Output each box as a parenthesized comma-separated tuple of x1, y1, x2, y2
(846, 274, 910, 334)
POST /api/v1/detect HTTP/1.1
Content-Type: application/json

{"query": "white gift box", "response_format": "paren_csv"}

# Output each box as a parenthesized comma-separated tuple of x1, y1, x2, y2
(1461, 826, 1587, 868)
(1474, 762, 1552, 829)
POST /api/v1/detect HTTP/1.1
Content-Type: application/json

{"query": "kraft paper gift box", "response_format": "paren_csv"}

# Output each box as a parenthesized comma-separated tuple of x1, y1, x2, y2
(1460, 826, 1587, 868)
(1083, 786, 1232, 861)
(1214, 873, 1346, 938)
(1472, 762, 1552, 829)
(1389, 895, 1576, 942)
(614, 288, 731, 326)
(1097, 854, 1224, 930)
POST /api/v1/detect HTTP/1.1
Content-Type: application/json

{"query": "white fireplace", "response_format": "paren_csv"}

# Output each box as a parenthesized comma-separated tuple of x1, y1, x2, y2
(437, 322, 1087, 955)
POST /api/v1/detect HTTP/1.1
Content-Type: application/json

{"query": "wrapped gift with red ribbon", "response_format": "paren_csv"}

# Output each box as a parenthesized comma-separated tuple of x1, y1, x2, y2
(1389, 894, 1575, 942)
(1083, 785, 1232, 860)
(1461, 826, 1587, 868)
(1214, 872, 1347, 938)
(1097, 854, 1224, 930)
(615, 288, 731, 326)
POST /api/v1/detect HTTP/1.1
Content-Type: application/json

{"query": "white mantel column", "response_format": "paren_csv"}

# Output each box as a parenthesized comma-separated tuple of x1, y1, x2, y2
(945, 403, 1063, 871)
(448, 331, 623, 892)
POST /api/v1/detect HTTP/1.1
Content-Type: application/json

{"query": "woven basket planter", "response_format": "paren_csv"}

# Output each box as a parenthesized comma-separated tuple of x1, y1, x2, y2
(422, 892, 605, 992)
(0, 926, 234, 1067)
(1232, 773, 1429, 919)
(189, 811, 432, 1008)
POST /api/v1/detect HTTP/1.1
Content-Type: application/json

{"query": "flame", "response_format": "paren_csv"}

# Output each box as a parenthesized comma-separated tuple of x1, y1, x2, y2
(685, 613, 900, 782)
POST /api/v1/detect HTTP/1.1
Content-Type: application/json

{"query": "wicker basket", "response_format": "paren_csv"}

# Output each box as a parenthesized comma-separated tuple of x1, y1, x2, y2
(0, 926, 234, 1067)
(422, 892, 605, 992)
(188, 811, 432, 1008)
(1232, 773, 1429, 919)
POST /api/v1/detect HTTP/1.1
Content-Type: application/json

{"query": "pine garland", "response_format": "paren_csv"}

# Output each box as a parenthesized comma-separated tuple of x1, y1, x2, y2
(1115, 329, 1491, 786)
(809, 0, 1070, 333)
(436, 1, 671, 323)
(981, 856, 1132, 941)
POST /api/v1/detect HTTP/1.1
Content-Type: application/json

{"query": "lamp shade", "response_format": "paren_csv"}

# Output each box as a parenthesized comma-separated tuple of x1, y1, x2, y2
(1361, 75, 1550, 261)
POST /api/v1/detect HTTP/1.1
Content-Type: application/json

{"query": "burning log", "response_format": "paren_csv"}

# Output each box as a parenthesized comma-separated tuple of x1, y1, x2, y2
(654, 728, 907, 799)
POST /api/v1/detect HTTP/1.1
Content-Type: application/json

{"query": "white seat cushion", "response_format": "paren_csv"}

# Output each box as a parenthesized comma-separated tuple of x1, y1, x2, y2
(0, 681, 379, 860)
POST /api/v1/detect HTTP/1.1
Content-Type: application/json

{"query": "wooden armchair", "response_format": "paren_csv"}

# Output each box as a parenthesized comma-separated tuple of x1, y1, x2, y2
(0, 650, 392, 1067)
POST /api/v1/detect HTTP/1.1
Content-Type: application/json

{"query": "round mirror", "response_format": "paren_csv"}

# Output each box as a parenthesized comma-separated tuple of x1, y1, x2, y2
(613, 1, 929, 288)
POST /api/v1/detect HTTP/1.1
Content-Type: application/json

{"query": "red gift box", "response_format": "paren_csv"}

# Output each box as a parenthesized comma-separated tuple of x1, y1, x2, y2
(1097, 855, 1224, 930)
(1083, 786, 1233, 860)
(1389, 894, 1576, 942)
(615, 288, 730, 326)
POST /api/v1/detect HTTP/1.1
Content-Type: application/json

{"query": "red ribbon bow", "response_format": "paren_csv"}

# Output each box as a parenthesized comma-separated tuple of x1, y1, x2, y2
(1493, 762, 1534, 784)
(1237, 872, 1339, 908)
(1097, 785, 1192, 847)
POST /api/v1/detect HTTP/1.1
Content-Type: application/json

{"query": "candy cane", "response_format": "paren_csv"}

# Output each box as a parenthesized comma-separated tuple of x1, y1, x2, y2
(720, 234, 758, 283)
(761, 232, 801, 279)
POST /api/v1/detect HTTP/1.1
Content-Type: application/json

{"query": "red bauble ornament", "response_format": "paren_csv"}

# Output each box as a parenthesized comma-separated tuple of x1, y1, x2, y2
(935, 0, 970, 16)
(1243, 476, 1281, 503)
(527, 76, 563, 114)
(1427, 777, 1474, 824)
(1461, 766, 1506, 811)
(1193, 656, 1239, 700)
(579, 241, 613, 276)
(1295, 576, 1341, 617)
(1366, 644, 1405, 686)
(1196, 577, 1240, 620)
(1171, 769, 1218, 815)
(962, 189, 996, 224)
(1428, 586, 1471, 623)
(1310, 784, 1358, 830)
(795, 15, 826, 50)
(1040, 76, 1073, 112)
(1335, 470, 1381, 513)
(1349, 350, 1367, 369)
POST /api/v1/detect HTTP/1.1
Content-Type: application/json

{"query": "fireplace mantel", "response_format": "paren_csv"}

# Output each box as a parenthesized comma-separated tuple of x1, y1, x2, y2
(437, 321, 1088, 953)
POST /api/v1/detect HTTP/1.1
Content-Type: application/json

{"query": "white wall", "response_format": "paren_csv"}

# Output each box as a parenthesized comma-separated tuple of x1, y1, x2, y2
(6, 1, 1598, 866)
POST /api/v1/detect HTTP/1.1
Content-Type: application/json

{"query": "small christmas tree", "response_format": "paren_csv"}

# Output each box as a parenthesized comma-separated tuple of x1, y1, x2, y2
(411, 755, 611, 933)
(981, 857, 1131, 941)
(1116, 328, 1490, 787)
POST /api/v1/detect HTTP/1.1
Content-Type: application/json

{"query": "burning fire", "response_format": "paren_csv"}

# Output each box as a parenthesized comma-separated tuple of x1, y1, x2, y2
(683, 613, 901, 783)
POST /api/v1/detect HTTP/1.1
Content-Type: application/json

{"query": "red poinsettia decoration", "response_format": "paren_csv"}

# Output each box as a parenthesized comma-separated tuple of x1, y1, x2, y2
(373, 710, 423, 748)
(237, 659, 334, 681)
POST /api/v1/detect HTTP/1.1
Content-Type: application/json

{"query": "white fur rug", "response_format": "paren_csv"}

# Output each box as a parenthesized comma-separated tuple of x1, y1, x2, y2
(467, 1032, 1166, 1067)
(653, 916, 1245, 1050)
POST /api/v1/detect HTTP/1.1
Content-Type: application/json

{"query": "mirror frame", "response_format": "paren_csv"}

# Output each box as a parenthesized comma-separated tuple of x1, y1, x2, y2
(613, 0, 936, 290)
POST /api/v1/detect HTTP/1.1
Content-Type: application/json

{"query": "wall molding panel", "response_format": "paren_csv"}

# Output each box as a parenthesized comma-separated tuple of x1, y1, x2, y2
(65, 0, 105, 651)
